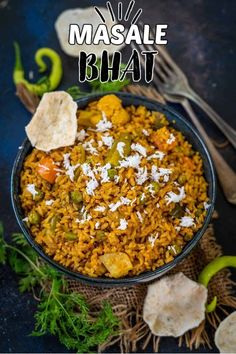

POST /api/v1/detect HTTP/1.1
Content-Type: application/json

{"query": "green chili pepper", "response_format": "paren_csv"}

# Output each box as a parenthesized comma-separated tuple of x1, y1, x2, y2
(77, 145, 86, 164)
(50, 215, 60, 232)
(106, 133, 131, 166)
(74, 167, 81, 181)
(13, 41, 62, 96)
(65, 232, 77, 241)
(198, 256, 236, 313)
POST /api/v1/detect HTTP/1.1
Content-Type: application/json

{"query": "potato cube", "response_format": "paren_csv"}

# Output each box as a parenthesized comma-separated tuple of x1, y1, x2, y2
(100, 252, 133, 278)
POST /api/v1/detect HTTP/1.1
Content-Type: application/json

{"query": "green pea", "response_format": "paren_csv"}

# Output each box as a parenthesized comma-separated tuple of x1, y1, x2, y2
(152, 116, 167, 130)
(186, 149, 195, 157)
(139, 193, 149, 205)
(33, 188, 44, 202)
(28, 210, 41, 225)
(70, 191, 83, 204)
(65, 232, 77, 241)
(96, 231, 105, 241)
(85, 158, 93, 164)
(107, 168, 117, 180)
(178, 174, 187, 185)
(169, 244, 182, 256)
(170, 205, 185, 218)
(50, 215, 60, 231)
(151, 181, 160, 193)
(195, 208, 203, 217)
(184, 234, 193, 242)
(174, 146, 182, 153)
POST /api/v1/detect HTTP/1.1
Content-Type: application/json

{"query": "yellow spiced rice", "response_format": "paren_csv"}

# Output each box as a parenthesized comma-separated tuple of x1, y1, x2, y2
(20, 94, 209, 278)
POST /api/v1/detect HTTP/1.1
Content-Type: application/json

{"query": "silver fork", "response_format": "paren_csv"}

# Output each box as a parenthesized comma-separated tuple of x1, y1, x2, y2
(131, 40, 236, 204)
(164, 94, 236, 204)
(135, 22, 236, 150)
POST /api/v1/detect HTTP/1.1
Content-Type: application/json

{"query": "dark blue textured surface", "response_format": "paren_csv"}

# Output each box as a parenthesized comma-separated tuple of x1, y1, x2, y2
(0, 0, 236, 352)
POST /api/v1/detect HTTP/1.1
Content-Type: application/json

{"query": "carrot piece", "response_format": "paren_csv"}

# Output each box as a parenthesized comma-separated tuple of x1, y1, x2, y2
(151, 127, 177, 152)
(37, 157, 57, 183)
(183, 156, 195, 171)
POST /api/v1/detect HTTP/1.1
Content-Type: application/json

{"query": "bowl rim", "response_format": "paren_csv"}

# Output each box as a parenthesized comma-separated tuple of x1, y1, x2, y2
(11, 92, 216, 286)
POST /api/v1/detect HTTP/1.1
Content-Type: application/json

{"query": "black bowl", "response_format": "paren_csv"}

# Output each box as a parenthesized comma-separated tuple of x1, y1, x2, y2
(11, 92, 216, 286)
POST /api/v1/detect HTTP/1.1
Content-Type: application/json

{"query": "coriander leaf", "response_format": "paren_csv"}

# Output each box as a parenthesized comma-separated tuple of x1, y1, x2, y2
(11, 233, 38, 264)
(8, 247, 46, 292)
(66, 86, 88, 100)
(36, 75, 50, 88)
(12, 233, 29, 247)
(8, 249, 31, 274)
(32, 278, 119, 353)
(18, 272, 43, 293)
(92, 78, 130, 93)
(0, 223, 119, 352)
(67, 61, 130, 100)
(5, 231, 52, 291)
(88, 60, 130, 93)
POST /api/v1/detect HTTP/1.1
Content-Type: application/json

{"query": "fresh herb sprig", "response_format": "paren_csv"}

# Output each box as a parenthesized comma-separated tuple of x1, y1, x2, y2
(0, 223, 119, 352)
(88, 61, 130, 93)
(0, 229, 48, 291)
(67, 60, 130, 100)
(66, 86, 90, 100)
(32, 279, 119, 353)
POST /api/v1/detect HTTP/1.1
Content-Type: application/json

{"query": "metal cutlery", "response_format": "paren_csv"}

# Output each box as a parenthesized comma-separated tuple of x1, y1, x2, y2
(135, 22, 236, 149)
(161, 93, 236, 204)
(131, 33, 236, 204)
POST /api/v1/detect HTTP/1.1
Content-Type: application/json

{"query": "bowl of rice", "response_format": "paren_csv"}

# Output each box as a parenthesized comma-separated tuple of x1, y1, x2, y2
(11, 92, 216, 286)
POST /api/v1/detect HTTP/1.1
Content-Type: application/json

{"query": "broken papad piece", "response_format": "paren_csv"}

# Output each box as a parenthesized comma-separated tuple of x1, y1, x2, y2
(143, 272, 207, 337)
(55, 7, 125, 58)
(215, 311, 236, 353)
(25, 91, 77, 152)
